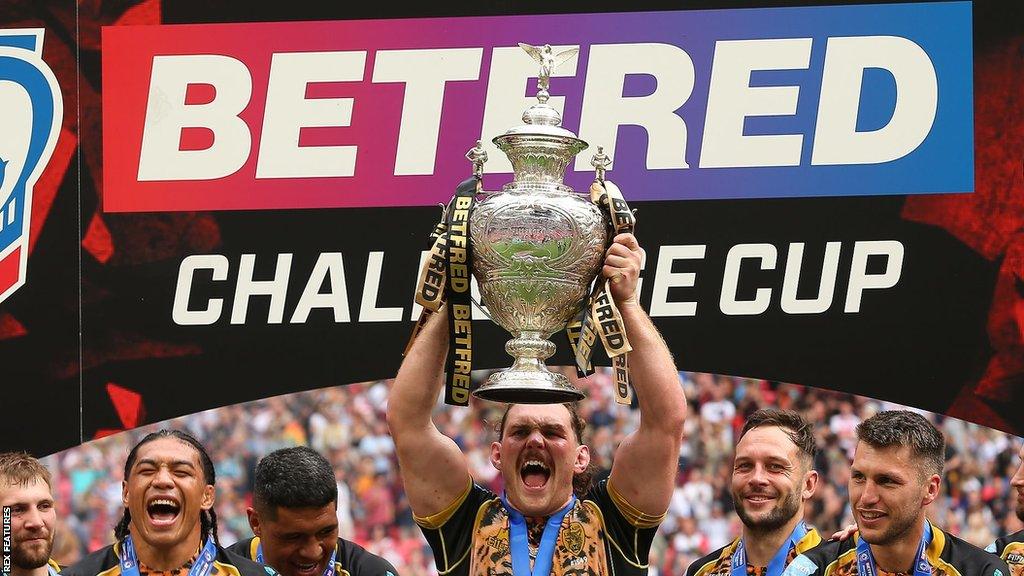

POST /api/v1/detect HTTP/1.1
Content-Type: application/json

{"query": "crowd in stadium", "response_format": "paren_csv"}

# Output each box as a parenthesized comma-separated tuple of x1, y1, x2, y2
(39, 370, 1023, 575)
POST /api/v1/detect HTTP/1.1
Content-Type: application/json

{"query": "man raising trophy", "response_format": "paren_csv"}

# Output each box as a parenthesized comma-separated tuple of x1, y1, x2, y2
(388, 229, 686, 575)
(391, 41, 686, 575)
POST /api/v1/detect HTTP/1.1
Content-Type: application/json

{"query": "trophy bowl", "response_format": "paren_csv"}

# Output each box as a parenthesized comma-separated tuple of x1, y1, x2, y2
(469, 46, 608, 404)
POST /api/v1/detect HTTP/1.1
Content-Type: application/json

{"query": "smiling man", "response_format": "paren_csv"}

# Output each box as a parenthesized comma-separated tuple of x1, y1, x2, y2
(227, 447, 397, 576)
(687, 409, 821, 576)
(784, 411, 1008, 576)
(388, 233, 687, 575)
(62, 430, 273, 576)
(985, 442, 1024, 575)
(0, 452, 61, 576)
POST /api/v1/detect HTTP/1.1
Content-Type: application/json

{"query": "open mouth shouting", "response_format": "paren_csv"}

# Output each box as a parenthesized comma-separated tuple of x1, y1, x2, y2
(146, 497, 182, 528)
(520, 458, 551, 491)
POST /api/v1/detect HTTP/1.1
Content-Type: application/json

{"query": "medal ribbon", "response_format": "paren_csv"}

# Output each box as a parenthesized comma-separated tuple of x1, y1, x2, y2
(731, 522, 809, 576)
(501, 494, 576, 576)
(257, 540, 338, 576)
(120, 535, 218, 576)
(855, 521, 933, 576)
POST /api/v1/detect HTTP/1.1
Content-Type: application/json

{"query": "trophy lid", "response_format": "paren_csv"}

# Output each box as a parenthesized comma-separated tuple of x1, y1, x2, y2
(492, 44, 588, 184)
(497, 104, 580, 140)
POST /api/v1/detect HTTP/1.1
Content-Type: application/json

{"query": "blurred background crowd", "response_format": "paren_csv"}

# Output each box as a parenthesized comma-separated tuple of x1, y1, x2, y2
(41, 371, 1023, 576)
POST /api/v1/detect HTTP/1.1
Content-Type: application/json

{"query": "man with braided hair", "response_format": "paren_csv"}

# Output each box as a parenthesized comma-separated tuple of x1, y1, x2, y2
(0, 452, 62, 576)
(63, 430, 274, 576)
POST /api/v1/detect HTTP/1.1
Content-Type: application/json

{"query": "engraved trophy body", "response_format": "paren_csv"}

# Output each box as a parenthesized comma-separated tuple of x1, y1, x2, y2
(469, 44, 608, 404)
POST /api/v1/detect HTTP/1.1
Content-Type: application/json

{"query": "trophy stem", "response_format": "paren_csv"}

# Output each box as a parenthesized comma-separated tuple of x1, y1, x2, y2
(506, 331, 555, 372)
(471, 331, 586, 404)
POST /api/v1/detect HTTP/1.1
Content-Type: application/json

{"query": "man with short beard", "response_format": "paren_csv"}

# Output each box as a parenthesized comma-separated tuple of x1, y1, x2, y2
(784, 411, 1008, 576)
(0, 452, 61, 576)
(686, 409, 822, 576)
(985, 442, 1024, 575)
(388, 233, 687, 575)
(62, 430, 274, 576)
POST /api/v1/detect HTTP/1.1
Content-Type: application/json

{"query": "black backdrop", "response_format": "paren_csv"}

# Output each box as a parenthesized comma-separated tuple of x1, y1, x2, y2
(1, 0, 1021, 454)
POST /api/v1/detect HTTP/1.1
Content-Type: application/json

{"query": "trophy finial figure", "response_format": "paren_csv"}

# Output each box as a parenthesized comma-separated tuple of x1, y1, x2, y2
(590, 146, 611, 181)
(518, 43, 579, 99)
(466, 139, 488, 178)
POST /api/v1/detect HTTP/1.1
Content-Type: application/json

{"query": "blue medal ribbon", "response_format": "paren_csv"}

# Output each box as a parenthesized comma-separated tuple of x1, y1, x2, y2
(855, 521, 933, 576)
(120, 535, 218, 576)
(256, 540, 338, 576)
(731, 522, 809, 576)
(502, 494, 576, 576)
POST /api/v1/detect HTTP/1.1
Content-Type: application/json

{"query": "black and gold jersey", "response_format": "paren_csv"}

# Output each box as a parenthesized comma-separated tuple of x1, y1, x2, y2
(785, 524, 1009, 576)
(686, 527, 822, 576)
(414, 479, 662, 576)
(60, 541, 276, 576)
(986, 530, 1024, 576)
(226, 536, 398, 576)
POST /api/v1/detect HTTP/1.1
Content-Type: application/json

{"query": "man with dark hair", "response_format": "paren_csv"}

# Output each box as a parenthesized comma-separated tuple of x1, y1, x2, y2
(985, 442, 1024, 575)
(388, 233, 687, 575)
(0, 452, 61, 576)
(687, 409, 822, 576)
(63, 430, 273, 576)
(227, 446, 397, 576)
(784, 410, 1008, 576)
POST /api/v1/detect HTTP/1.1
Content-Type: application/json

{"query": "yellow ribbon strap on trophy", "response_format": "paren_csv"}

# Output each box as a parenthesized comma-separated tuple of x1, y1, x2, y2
(405, 206, 450, 356)
(566, 178, 636, 405)
(443, 178, 479, 406)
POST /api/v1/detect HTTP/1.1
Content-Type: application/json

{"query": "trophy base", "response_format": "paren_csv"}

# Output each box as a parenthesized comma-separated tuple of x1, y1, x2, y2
(472, 369, 586, 404)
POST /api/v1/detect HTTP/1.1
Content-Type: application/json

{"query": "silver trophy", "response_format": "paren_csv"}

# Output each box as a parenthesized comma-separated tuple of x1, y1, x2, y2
(469, 44, 608, 404)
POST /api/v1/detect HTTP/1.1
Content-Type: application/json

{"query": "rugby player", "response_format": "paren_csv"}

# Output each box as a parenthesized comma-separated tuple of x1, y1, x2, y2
(227, 446, 397, 576)
(784, 411, 1008, 576)
(985, 441, 1024, 575)
(687, 409, 822, 576)
(62, 430, 273, 576)
(0, 452, 61, 576)
(388, 233, 687, 575)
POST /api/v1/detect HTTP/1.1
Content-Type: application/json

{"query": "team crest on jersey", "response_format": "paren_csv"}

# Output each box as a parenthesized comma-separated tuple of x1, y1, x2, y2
(0, 29, 62, 305)
(564, 522, 585, 556)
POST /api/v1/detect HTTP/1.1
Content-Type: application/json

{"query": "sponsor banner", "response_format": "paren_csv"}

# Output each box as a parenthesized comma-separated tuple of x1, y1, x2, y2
(102, 2, 972, 212)
(3, 1, 1019, 458)
(64, 195, 997, 443)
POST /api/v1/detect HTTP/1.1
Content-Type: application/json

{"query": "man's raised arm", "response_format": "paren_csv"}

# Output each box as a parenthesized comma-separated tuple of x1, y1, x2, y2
(387, 307, 472, 517)
(604, 233, 687, 518)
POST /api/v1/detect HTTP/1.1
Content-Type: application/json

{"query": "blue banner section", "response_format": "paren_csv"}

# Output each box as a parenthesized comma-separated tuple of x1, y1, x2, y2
(560, 1, 975, 200)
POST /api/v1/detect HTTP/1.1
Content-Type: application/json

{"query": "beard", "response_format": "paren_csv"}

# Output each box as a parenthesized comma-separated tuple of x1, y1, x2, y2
(734, 488, 802, 534)
(1016, 499, 1023, 523)
(12, 538, 53, 570)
